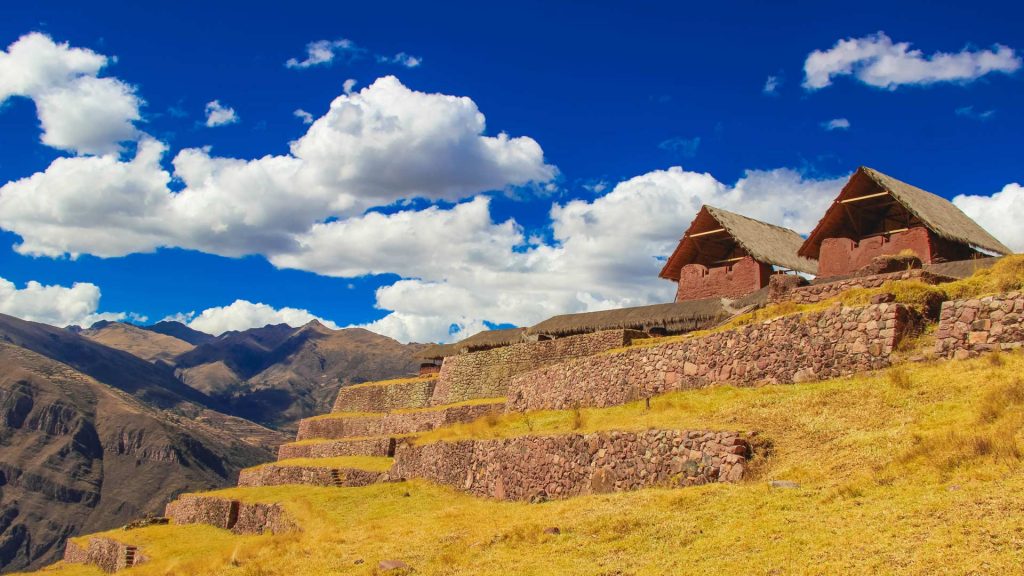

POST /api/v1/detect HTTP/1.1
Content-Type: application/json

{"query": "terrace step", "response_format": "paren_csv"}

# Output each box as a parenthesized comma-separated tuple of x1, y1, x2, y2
(296, 399, 505, 441)
(63, 537, 146, 572)
(332, 376, 438, 413)
(277, 436, 405, 460)
(237, 457, 392, 488)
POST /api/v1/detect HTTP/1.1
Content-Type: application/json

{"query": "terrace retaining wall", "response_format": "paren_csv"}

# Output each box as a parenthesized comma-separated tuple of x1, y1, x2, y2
(332, 377, 437, 413)
(391, 429, 749, 502)
(507, 303, 913, 411)
(164, 495, 296, 535)
(278, 437, 395, 460)
(935, 292, 1024, 358)
(768, 269, 947, 305)
(63, 537, 144, 573)
(431, 330, 643, 406)
(296, 401, 505, 441)
(238, 464, 384, 488)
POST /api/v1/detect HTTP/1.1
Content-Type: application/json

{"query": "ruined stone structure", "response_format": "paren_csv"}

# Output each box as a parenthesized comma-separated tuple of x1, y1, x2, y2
(297, 400, 505, 440)
(332, 376, 438, 412)
(507, 302, 913, 411)
(391, 429, 750, 501)
(64, 537, 144, 573)
(238, 463, 385, 488)
(430, 329, 642, 405)
(660, 205, 816, 302)
(799, 166, 1011, 279)
(278, 437, 397, 459)
(935, 292, 1024, 358)
(164, 495, 295, 535)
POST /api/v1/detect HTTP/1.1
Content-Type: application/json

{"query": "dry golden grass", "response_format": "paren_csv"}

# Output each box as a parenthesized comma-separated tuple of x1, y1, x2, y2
(25, 351, 1024, 576)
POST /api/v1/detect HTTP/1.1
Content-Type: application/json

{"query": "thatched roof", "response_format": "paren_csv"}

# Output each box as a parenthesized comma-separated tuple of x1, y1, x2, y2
(526, 297, 731, 338)
(416, 327, 526, 359)
(799, 167, 1012, 259)
(660, 205, 817, 280)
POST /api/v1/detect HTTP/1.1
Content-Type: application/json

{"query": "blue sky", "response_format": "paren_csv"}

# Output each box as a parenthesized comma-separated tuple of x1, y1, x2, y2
(0, 0, 1021, 342)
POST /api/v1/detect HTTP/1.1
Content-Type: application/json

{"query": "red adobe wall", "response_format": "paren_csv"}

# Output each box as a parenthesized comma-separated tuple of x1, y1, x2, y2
(675, 256, 771, 302)
(818, 227, 936, 278)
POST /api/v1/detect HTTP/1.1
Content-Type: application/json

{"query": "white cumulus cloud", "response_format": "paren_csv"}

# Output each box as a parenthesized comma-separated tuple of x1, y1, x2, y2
(185, 299, 339, 335)
(313, 167, 849, 343)
(821, 118, 851, 131)
(204, 100, 239, 127)
(377, 52, 422, 68)
(0, 75, 555, 259)
(953, 183, 1024, 252)
(0, 276, 133, 327)
(286, 39, 360, 69)
(804, 32, 1021, 90)
(293, 108, 314, 124)
(0, 32, 141, 155)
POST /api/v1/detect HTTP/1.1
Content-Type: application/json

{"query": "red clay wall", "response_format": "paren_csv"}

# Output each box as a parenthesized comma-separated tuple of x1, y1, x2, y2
(818, 227, 936, 278)
(675, 256, 771, 302)
(507, 303, 913, 412)
(391, 429, 750, 501)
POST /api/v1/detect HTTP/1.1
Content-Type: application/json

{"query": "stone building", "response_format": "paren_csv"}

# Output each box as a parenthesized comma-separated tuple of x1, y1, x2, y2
(659, 205, 816, 302)
(799, 166, 1012, 278)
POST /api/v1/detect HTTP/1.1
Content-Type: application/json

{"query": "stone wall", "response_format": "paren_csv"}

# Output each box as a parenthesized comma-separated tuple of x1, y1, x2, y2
(296, 401, 505, 441)
(64, 537, 144, 573)
(507, 303, 912, 411)
(332, 377, 437, 413)
(296, 414, 384, 440)
(676, 256, 771, 302)
(238, 463, 384, 488)
(935, 292, 1024, 358)
(278, 437, 395, 460)
(768, 269, 946, 305)
(165, 495, 295, 535)
(391, 429, 749, 502)
(431, 329, 641, 406)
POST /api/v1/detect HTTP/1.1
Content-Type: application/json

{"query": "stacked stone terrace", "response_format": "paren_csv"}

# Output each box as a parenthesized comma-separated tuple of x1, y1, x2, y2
(69, 265, 1024, 572)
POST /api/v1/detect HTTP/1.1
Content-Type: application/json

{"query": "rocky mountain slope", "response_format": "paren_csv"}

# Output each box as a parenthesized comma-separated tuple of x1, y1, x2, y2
(0, 337, 281, 572)
(81, 322, 194, 364)
(173, 321, 425, 431)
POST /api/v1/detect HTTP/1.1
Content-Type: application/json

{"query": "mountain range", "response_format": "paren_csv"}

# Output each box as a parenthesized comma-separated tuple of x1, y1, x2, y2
(0, 314, 423, 572)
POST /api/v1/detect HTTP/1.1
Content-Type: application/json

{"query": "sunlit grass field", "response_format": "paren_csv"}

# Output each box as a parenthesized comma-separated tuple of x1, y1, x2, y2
(24, 348, 1024, 576)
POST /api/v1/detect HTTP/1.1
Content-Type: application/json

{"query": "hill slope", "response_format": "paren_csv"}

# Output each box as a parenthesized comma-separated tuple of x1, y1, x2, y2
(22, 350, 1024, 576)
(0, 314, 212, 412)
(175, 322, 424, 431)
(80, 322, 194, 364)
(0, 343, 278, 573)
(140, 321, 215, 346)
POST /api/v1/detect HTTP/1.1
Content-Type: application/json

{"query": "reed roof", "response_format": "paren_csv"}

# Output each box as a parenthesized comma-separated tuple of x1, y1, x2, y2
(799, 166, 1012, 259)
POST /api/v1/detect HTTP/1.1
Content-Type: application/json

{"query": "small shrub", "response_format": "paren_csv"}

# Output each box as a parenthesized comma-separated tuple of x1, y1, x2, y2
(887, 365, 913, 389)
(977, 378, 1024, 423)
(988, 351, 1005, 367)
(570, 406, 584, 430)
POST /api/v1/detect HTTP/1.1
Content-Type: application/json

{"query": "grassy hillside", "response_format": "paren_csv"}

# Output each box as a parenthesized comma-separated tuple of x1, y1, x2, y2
(22, 348, 1024, 576)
